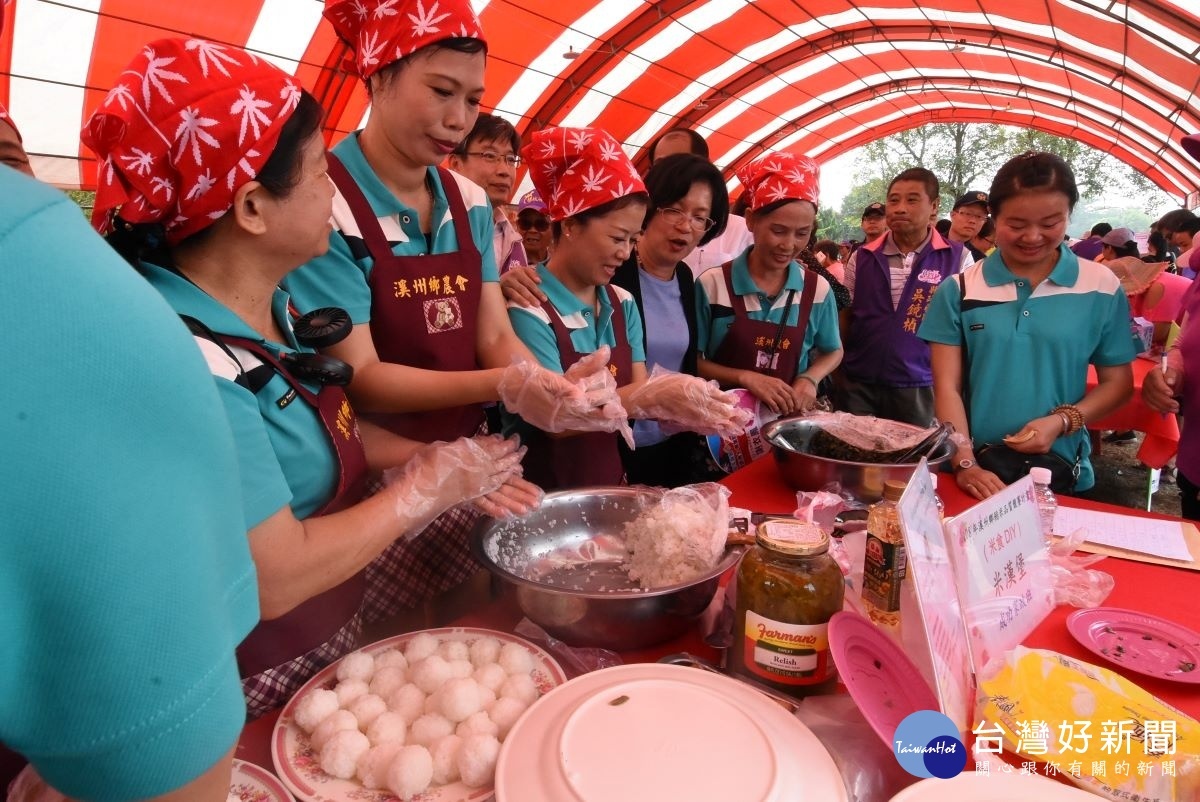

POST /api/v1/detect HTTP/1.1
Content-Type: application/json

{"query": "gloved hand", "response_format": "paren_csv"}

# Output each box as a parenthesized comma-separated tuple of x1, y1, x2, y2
(625, 368, 753, 437)
(498, 346, 633, 446)
(382, 435, 528, 536)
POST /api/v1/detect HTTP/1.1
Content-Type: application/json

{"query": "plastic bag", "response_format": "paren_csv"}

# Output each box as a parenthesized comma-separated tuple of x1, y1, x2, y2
(977, 646, 1200, 801)
(514, 618, 622, 679)
(790, 411, 935, 463)
(623, 483, 731, 590)
(1048, 527, 1115, 608)
(794, 490, 848, 533)
(793, 695, 917, 802)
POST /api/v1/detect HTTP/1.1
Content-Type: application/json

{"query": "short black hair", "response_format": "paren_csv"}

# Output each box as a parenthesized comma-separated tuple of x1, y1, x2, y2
(641, 153, 729, 246)
(988, 152, 1079, 217)
(453, 112, 519, 156)
(812, 239, 839, 262)
(1090, 222, 1113, 237)
(935, 218, 951, 236)
(647, 127, 709, 162)
(1160, 209, 1200, 236)
(888, 167, 939, 201)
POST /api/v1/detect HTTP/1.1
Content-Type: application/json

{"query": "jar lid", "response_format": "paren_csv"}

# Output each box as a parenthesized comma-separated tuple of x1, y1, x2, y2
(882, 479, 907, 502)
(755, 519, 828, 555)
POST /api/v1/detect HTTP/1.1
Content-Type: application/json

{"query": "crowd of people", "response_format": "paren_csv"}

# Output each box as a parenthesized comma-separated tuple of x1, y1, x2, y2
(3, 0, 1200, 798)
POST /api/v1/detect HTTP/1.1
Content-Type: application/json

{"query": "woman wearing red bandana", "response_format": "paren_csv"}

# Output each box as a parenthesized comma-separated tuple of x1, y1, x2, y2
(695, 152, 844, 416)
(83, 38, 538, 718)
(503, 126, 750, 490)
(286, 0, 626, 615)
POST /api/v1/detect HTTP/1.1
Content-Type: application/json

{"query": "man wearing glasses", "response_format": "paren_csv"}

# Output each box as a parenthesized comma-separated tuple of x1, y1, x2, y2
(449, 113, 528, 273)
(947, 190, 991, 262)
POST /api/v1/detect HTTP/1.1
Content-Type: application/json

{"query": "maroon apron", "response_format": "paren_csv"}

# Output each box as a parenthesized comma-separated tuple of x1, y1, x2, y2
(219, 336, 370, 678)
(327, 154, 485, 442)
(521, 287, 634, 490)
(710, 261, 817, 384)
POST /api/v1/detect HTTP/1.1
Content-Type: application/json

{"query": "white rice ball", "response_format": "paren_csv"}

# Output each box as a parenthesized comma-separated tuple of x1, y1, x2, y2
(429, 734, 463, 786)
(456, 710, 500, 739)
(293, 688, 339, 734)
(348, 693, 388, 729)
(408, 713, 454, 747)
(410, 655, 453, 694)
(334, 678, 369, 708)
(386, 744, 434, 801)
(468, 636, 502, 668)
(357, 742, 403, 789)
(320, 728, 370, 779)
(403, 632, 439, 664)
(310, 709, 358, 752)
(336, 651, 375, 683)
(366, 711, 407, 746)
(478, 685, 497, 712)
(423, 688, 443, 715)
(387, 683, 426, 723)
(369, 665, 407, 700)
(473, 663, 507, 693)
(374, 648, 408, 671)
(439, 677, 483, 723)
(448, 659, 474, 679)
(499, 673, 538, 706)
(488, 696, 528, 740)
(438, 640, 470, 662)
(457, 733, 501, 788)
(497, 643, 534, 676)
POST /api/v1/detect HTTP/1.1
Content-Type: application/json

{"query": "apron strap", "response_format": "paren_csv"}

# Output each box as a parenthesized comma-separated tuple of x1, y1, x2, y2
(327, 152, 395, 265)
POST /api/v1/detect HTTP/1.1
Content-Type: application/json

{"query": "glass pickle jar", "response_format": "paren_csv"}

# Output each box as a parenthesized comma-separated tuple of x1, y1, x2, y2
(730, 519, 844, 698)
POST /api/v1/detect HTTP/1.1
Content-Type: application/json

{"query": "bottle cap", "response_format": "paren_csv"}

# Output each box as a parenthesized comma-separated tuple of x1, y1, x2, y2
(1029, 467, 1053, 485)
(756, 519, 829, 555)
(882, 479, 907, 502)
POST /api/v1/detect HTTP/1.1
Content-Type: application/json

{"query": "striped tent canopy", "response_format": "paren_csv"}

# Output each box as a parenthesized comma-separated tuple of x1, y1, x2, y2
(2, 0, 1198, 205)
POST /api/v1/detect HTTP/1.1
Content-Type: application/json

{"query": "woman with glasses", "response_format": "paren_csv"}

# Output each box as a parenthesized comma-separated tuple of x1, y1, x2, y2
(696, 152, 843, 416)
(504, 127, 748, 491)
(515, 190, 552, 264)
(610, 153, 730, 485)
(282, 0, 624, 624)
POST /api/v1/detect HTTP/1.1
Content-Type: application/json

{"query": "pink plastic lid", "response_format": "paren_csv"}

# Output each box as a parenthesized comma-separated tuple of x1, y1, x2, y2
(828, 611, 941, 749)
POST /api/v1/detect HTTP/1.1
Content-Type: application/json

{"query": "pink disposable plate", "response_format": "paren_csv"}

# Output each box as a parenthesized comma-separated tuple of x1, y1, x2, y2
(229, 759, 294, 802)
(1066, 607, 1200, 684)
(828, 611, 941, 749)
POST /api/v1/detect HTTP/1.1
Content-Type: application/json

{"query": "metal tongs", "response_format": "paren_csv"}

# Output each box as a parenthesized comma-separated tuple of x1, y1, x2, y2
(892, 420, 952, 464)
(658, 652, 802, 713)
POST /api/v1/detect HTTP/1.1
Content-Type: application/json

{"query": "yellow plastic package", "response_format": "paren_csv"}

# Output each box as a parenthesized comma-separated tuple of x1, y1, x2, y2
(977, 647, 1200, 801)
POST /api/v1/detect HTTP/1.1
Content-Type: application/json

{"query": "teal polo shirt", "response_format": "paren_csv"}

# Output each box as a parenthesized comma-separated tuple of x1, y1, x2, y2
(142, 264, 336, 522)
(284, 132, 499, 322)
(919, 245, 1135, 491)
(694, 249, 841, 373)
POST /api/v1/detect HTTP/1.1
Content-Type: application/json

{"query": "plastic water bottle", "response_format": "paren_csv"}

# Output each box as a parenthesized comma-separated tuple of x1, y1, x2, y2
(1030, 467, 1057, 538)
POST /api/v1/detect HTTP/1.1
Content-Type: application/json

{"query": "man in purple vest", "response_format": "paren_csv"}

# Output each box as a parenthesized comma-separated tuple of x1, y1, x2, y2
(837, 168, 973, 426)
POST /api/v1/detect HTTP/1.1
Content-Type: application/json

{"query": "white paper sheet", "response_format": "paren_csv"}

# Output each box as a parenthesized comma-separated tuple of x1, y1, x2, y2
(1055, 506, 1194, 562)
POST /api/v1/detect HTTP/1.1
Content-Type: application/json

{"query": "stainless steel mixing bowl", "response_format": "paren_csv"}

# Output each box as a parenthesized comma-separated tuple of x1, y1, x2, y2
(762, 417, 954, 501)
(471, 486, 741, 650)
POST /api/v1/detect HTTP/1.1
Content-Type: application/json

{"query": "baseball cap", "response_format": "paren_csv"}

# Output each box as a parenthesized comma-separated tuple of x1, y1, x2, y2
(861, 202, 885, 218)
(517, 189, 547, 212)
(952, 190, 989, 211)
(1101, 226, 1135, 247)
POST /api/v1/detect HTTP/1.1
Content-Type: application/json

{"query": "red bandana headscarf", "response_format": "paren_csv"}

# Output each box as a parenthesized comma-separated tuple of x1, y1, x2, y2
(737, 152, 821, 212)
(521, 127, 646, 222)
(324, 0, 485, 81)
(82, 38, 303, 245)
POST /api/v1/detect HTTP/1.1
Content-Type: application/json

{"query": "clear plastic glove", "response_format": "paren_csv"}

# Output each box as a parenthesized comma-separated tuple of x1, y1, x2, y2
(382, 435, 527, 537)
(1048, 526, 1115, 607)
(497, 346, 633, 445)
(625, 367, 753, 437)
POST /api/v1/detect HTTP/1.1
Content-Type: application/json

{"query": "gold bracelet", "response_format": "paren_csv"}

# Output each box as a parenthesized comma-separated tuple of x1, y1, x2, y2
(1051, 403, 1085, 434)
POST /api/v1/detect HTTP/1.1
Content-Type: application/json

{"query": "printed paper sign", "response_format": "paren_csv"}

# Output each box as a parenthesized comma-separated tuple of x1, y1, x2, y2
(897, 462, 973, 737)
(942, 476, 1055, 676)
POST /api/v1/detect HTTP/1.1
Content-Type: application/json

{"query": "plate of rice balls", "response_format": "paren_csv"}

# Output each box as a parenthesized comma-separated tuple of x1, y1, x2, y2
(271, 627, 567, 802)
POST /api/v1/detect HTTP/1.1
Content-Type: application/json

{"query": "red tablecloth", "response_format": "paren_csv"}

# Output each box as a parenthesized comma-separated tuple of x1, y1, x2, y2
(1088, 358, 1179, 468)
(237, 456, 1200, 774)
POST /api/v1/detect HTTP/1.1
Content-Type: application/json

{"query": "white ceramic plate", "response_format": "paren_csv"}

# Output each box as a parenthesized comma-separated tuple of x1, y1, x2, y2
(889, 771, 1101, 801)
(229, 759, 294, 802)
(495, 663, 847, 802)
(271, 627, 567, 802)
